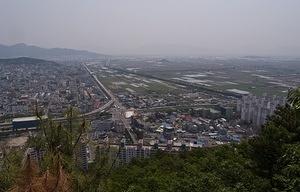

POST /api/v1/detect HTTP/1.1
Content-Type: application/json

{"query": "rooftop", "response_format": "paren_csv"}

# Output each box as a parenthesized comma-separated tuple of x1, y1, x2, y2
(12, 115, 47, 122)
(226, 89, 250, 95)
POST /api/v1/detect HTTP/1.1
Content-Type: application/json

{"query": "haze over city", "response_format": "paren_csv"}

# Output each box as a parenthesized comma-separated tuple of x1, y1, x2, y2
(1, 1, 300, 192)
(1, 0, 300, 56)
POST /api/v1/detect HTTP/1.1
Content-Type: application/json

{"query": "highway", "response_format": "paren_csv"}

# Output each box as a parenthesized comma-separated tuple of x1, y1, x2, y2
(83, 63, 137, 144)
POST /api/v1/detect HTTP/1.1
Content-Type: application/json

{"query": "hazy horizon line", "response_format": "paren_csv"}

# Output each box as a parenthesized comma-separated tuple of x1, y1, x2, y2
(1, 42, 300, 59)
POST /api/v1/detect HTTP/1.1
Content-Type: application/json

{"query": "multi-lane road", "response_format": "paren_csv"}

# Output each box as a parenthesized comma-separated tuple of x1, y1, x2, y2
(83, 63, 137, 144)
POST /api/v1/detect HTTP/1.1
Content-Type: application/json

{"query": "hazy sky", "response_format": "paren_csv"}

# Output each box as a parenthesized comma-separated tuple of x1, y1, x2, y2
(0, 0, 300, 56)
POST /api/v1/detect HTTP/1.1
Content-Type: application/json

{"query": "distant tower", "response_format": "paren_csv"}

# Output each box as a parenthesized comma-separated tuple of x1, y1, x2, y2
(104, 57, 111, 67)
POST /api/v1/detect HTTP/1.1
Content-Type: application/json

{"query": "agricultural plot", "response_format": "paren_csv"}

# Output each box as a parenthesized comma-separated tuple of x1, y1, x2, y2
(96, 69, 185, 95)
(142, 68, 297, 96)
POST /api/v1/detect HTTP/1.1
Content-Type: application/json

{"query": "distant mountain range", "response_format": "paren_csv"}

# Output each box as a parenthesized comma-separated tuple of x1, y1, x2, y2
(0, 43, 105, 60)
(0, 57, 59, 66)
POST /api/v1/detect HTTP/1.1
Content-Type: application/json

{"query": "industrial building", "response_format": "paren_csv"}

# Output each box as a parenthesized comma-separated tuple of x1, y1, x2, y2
(12, 116, 47, 131)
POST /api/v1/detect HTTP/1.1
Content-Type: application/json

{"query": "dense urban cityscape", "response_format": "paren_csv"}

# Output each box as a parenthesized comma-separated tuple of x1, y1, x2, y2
(1, 55, 298, 169)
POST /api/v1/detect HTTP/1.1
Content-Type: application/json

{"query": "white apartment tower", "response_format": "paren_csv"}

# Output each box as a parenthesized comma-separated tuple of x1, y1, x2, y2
(237, 94, 286, 129)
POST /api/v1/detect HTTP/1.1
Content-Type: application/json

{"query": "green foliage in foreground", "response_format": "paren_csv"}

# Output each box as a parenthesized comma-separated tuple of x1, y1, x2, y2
(103, 147, 270, 192)
(0, 150, 23, 192)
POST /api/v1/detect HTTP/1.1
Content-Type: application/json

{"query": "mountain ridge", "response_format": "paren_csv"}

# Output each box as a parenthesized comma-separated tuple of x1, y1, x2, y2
(0, 57, 61, 67)
(0, 43, 106, 60)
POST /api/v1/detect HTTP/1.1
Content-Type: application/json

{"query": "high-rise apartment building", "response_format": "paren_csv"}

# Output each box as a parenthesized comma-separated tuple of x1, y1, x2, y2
(118, 139, 152, 165)
(75, 138, 89, 171)
(237, 94, 286, 130)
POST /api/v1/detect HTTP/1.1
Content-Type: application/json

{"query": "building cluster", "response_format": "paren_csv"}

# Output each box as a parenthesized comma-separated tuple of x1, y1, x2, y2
(0, 62, 107, 121)
(89, 119, 125, 144)
(93, 138, 183, 168)
(237, 94, 286, 130)
(130, 108, 244, 148)
(116, 90, 235, 111)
